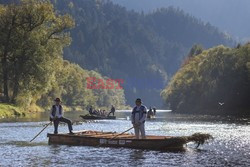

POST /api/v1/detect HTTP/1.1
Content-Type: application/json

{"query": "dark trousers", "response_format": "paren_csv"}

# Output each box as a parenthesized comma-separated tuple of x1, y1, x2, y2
(53, 117, 73, 133)
(107, 111, 114, 116)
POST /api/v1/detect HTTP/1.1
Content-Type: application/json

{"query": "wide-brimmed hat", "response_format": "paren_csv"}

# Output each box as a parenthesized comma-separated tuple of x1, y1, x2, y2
(54, 98, 61, 102)
(135, 98, 142, 103)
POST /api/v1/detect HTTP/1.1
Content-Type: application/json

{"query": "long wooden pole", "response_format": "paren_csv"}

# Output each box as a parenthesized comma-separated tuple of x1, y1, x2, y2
(110, 126, 134, 140)
(30, 121, 52, 142)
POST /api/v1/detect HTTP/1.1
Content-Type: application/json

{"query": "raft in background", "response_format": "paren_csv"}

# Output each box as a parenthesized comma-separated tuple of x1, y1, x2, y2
(80, 114, 116, 120)
(147, 114, 155, 119)
(47, 130, 212, 151)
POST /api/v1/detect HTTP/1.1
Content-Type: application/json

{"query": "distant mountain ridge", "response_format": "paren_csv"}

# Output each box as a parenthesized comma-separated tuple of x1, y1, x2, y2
(111, 0, 250, 41)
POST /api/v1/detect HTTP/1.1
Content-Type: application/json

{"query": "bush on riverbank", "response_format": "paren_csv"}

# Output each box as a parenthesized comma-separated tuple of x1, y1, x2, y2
(0, 103, 26, 118)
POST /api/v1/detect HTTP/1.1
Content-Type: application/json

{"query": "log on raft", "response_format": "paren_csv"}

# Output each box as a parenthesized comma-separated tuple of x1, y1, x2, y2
(47, 130, 213, 151)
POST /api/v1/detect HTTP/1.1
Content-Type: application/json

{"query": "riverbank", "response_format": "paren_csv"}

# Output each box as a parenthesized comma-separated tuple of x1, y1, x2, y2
(0, 103, 42, 119)
(171, 108, 250, 117)
(0, 103, 26, 118)
(0, 103, 84, 120)
(0, 103, 130, 120)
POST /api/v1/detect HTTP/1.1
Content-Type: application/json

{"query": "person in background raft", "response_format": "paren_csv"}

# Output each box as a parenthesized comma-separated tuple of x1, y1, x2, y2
(108, 105, 115, 116)
(50, 98, 73, 134)
(89, 106, 93, 115)
(131, 98, 147, 139)
(153, 107, 156, 116)
(147, 106, 153, 118)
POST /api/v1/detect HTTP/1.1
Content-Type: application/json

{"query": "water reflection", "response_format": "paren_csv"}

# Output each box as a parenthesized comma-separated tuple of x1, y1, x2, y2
(4, 141, 47, 147)
(129, 150, 146, 166)
(1, 110, 250, 125)
(49, 145, 64, 156)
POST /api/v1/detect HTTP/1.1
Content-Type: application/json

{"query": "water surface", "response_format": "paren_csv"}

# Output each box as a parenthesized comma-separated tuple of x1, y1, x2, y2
(0, 111, 249, 167)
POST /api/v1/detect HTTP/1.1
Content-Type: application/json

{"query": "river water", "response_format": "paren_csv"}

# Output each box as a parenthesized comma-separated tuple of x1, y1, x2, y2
(0, 111, 249, 167)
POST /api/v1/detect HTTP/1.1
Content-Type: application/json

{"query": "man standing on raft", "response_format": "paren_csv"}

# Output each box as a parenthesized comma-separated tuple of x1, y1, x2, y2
(131, 98, 147, 139)
(50, 98, 73, 134)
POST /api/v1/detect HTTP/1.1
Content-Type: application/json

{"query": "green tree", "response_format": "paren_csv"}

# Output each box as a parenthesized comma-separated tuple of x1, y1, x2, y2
(161, 44, 250, 115)
(0, 0, 74, 106)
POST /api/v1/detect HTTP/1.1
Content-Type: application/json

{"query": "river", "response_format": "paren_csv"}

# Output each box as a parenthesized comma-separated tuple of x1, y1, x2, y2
(0, 111, 249, 167)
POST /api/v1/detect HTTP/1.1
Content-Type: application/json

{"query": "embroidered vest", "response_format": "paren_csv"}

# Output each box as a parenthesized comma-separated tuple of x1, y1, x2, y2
(51, 105, 62, 117)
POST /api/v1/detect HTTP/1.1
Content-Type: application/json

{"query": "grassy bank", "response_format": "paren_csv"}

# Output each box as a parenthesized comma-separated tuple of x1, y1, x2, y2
(0, 103, 26, 118)
(0, 103, 45, 119)
(0, 103, 87, 120)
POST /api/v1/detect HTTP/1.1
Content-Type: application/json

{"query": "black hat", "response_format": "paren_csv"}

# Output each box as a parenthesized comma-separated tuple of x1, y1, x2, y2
(54, 98, 61, 102)
(135, 98, 142, 103)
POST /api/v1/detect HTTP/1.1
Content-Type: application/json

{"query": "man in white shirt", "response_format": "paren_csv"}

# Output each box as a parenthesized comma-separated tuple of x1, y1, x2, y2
(50, 98, 73, 134)
(131, 98, 147, 139)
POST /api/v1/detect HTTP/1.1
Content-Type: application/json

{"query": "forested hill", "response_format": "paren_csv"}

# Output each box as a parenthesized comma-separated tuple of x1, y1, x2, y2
(51, 0, 234, 107)
(161, 44, 250, 115)
(0, 0, 126, 114)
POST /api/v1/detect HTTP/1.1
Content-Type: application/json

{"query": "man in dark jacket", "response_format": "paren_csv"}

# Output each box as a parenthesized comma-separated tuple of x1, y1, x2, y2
(50, 98, 73, 134)
(108, 105, 115, 116)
